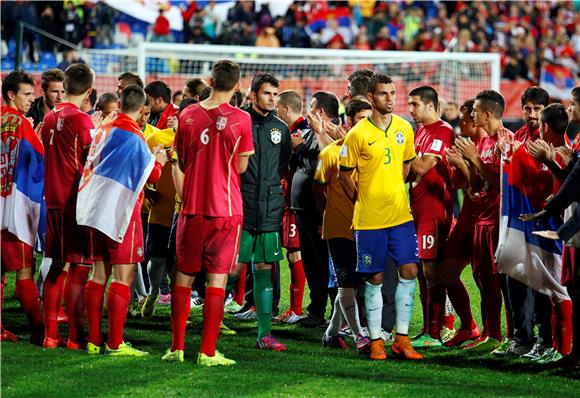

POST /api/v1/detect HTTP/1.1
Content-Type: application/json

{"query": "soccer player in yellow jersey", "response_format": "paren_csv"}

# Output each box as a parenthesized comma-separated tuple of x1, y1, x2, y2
(338, 74, 423, 361)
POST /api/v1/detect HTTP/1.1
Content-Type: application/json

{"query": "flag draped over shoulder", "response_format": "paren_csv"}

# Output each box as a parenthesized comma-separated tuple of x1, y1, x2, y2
(496, 146, 570, 301)
(0, 109, 45, 247)
(76, 121, 154, 242)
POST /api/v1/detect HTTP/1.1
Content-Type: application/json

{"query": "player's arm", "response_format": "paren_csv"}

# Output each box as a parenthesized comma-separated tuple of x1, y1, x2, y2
(338, 167, 357, 203)
(456, 137, 500, 189)
(410, 155, 438, 177)
(312, 182, 327, 214)
(338, 130, 361, 203)
(237, 152, 253, 174)
(313, 153, 330, 213)
(527, 140, 570, 182)
(544, 157, 580, 216)
(172, 162, 184, 199)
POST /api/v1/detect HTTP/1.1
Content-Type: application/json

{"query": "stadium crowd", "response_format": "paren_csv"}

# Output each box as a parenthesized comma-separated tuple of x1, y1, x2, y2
(1, 1, 579, 81)
(1, 55, 580, 374)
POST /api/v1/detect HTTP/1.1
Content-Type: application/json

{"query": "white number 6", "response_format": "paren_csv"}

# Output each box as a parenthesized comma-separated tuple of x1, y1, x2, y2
(200, 128, 210, 145)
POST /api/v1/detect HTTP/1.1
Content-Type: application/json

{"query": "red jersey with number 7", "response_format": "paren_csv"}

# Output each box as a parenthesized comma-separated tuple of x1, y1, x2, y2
(174, 103, 254, 217)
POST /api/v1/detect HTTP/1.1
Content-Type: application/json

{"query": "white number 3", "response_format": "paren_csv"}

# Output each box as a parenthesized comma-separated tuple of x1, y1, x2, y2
(422, 235, 435, 250)
(289, 224, 297, 238)
(200, 128, 210, 145)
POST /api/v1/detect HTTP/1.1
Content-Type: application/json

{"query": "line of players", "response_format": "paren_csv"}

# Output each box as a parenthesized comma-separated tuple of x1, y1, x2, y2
(1, 60, 579, 368)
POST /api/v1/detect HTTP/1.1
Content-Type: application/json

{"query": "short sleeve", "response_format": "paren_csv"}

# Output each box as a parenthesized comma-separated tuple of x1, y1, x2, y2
(314, 146, 333, 184)
(424, 126, 454, 159)
(238, 111, 254, 155)
(403, 125, 416, 162)
(78, 114, 95, 147)
(339, 128, 362, 169)
(147, 132, 160, 151)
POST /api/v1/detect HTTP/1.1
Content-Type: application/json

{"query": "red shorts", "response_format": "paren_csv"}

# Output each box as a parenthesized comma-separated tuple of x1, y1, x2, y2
(46, 207, 91, 264)
(443, 214, 476, 263)
(281, 209, 300, 250)
(1, 230, 33, 272)
(415, 219, 450, 261)
(92, 205, 144, 265)
(471, 222, 499, 274)
(561, 246, 577, 287)
(176, 214, 242, 275)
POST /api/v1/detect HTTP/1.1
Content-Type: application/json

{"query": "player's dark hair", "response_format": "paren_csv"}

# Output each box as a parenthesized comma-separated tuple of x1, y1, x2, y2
(230, 90, 243, 107)
(520, 86, 549, 107)
(349, 75, 371, 98)
(120, 85, 146, 113)
(572, 86, 580, 103)
(172, 90, 183, 103)
(345, 97, 372, 119)
(199, 86, 211, 101)
(278, 90, 302, 113)
(2, 70, 35, 102)
(211, 60, 240, 92)
(541, 103, 568, 136)
(460, 99, 475, 114)
(179, 97, 197, 112)
(89, 88, 97, 107)
(118, 72, 143, 88)
(144, 80, 172, 104)
(475, 90, 505, 118)
(368, 73, 394, 94)
(64, 63, 95, 96)
(409, 85, 439, 110)
(312, 91, 339, 119)
(185, 77, 208, 97)
(96, 92, 119, 111)
(347, 68, 374, 82)
(251, 72, 279, 93)
(41, 68, 65, 92)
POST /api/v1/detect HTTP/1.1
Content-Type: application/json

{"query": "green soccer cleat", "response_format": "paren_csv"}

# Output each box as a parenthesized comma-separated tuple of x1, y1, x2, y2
(104, 342, 149, 357)
(141, 294, 159, 320)
(440, 327, 456, 343)
(197, 350, 236, 367)
(220, 322, 237, 335)
(162, 349, 184, 363)
(536, 349, 564, 364)
(86, 342, 102, 355)
(412, 334, 442, 348)
(491, 337, 515, 356)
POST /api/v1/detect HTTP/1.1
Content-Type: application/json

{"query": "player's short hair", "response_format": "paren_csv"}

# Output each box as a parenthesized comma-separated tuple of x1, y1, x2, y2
(64, 63, 95, 96)
(409, 85, 439, 109)
(541, 103, 568, 136)
(572, 86, 580, 103)
(120, 85, 146, 113)
(349, 75, 371, 98)
(199, 86, 211, 101)
(89, 88, 98, 107)
(117, 72, 143, 88)
(368, 73, 394, 95)
(460, 99, 475, 114)
(96, 92, 119, 111)
(211, 60, 240, 92)
(345, 97, 372, 119)
(2, 70, 35, 102)
(347, 68, 374, 82)
(172, 90, 183, 102)
(185, 77, 208, 97)
(278, 90, 302, 113)
(230, 90, 243, 107)
(179, 97, 197, 112)
(312, 91, 339, 119)
(145, 80, 172, 104)
(41, 68, 65, 92)
(520, 86, 549, 107)
(475, 90, 505, 118)
(251, 73, 279, 93)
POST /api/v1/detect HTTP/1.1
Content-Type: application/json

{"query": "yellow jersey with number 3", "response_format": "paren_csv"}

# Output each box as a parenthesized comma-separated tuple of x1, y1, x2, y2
(339, 115, 416, 230)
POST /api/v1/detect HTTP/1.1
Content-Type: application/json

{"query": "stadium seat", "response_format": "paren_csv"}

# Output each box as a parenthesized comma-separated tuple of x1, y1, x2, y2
(1, 58, 15, 71)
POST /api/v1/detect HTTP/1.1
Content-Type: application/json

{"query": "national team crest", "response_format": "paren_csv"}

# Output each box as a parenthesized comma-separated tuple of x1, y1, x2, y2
(216, 116, 227, 130)
(270, 128, 282, 144)
(362, 254, 372, 267)
(57, 118, 64, 131)
(396, 132, 404, 145)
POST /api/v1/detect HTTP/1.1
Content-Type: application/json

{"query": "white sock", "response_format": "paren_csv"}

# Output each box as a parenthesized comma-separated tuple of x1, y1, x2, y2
(147, 257, 165, 296)
(445, 294, 453, 317)
(325, 295, 343, 337)
(364, 281, 383, 340)
(134, 264, 148, 298)
(338, 287, 362, 337)
(395, 277, 416, 335)
(36, 257, 53, 295)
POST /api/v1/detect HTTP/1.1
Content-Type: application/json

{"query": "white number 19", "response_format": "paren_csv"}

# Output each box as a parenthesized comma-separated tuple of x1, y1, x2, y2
(422, 235, 435, 250)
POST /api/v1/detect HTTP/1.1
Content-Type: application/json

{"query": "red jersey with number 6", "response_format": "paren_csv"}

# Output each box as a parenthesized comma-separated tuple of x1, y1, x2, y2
(174, 103, 254, 217)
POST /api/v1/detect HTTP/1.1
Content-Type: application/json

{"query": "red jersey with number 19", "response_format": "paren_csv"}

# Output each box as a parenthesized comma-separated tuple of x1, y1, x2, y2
(174, 103, 254, 217)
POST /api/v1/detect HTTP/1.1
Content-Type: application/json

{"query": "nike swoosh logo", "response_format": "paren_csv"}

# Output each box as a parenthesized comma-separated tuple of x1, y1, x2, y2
(274, 251, 280, 255)
(368, 140, 377, 146)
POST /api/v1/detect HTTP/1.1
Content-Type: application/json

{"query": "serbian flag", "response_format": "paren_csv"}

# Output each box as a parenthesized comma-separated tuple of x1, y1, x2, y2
(308, 6, 352, 32)
(496, 146, 570, 301)
(0, 109, 45, 247)
(76, 119, 154, 242)
(540, 64, 575, 101)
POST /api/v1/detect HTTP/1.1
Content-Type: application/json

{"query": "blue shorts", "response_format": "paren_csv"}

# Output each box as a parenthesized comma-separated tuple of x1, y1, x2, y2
(328, 238, 361, 288)
(354, 221, 419, 274)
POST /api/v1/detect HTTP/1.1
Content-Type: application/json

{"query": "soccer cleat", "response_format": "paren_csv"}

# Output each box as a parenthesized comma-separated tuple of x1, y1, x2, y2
(158, 293, 171, 305)
(234, 306, 257, 321)
(224, 300, 243, 314)
(191, 295, 204, 307)
(141, 294, 159, 320)
(128, 299, 144, 318)
(505, 342, 533, 357)
(322, 334, 349, 349)
(444, 325, 481, 347)
(440, 326, 456, 343)
(299, 314, 325, 328)
(338, 324, 352, 337)
(536, 349, 564, 364)
(285, 311, 306, 324)
(1, 329, 20, 342)
(523, 343, 551, 361)
(491, 337, 515, 356)
(463, 336, 501, 353)
(256, 335, 288, 351)
(104, 342, 149, 357)
(369, 339, 387, 360)
(43, 335, 67, 349)
(410, 329, 426, 341)
(220, 322, 237, 335)
(391, 336, 424, 360)
(273, 309, 294, 323)
(412, 334, 442, 348)
(67, 338, 87, 351)
(197, 350, 236, 367)
(86, 342, 102, 355)
(162, 349, 184, 363)
(381, 329, 394, 343)
(355, 334, 371, 354)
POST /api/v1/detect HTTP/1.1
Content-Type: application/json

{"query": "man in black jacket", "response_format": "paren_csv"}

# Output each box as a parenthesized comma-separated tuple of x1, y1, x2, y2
(26, 68, 65, 128)
(235, 73, 291, 351)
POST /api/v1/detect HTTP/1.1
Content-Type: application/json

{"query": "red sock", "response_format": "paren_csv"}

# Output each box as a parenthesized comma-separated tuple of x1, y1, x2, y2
(106, 282, 131, 350)
(85, 280, 106, 346)
(43, 271, 67, 339)
(64, 266, 90, 343)
(200, 287, 225, 356)
(290, 259, 305, 315)
(427, 285, 445, 338)
(170, 285, 191, 351)
(555, 300, 573, 355)
(417, 268, 429, 332)
(480, 273, 502, 341)
(446, 281, 475, 330)
(551, 305, 559, 351)
(14, 278, 43, 331)
(234, 264, 246, 306)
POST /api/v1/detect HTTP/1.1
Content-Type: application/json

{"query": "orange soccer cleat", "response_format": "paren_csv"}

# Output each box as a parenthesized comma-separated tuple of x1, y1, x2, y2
(391, 335, 424, 360)
(369, 339, 387, 360)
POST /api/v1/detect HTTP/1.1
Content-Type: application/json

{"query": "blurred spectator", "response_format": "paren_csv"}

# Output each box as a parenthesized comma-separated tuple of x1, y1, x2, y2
(39, 5, 59, 53)
(188, 17, 212, 44)
(442, 101, 460, 130)
(61, 0, 82, 45)
(151, 8, 173, 43)
(57, 49, 86, 71)
(256, 27, 280, 47)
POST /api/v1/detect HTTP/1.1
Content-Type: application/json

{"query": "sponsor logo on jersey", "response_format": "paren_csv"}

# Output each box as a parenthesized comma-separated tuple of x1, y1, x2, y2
(216, 116, 227, 130)
(270, 128, 282, 144)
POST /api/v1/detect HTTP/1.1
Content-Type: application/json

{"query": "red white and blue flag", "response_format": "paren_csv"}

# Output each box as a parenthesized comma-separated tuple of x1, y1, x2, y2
(540, 64, 575, 101)
(496, 146, 570, 301)
(76, 120, 154, 242)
